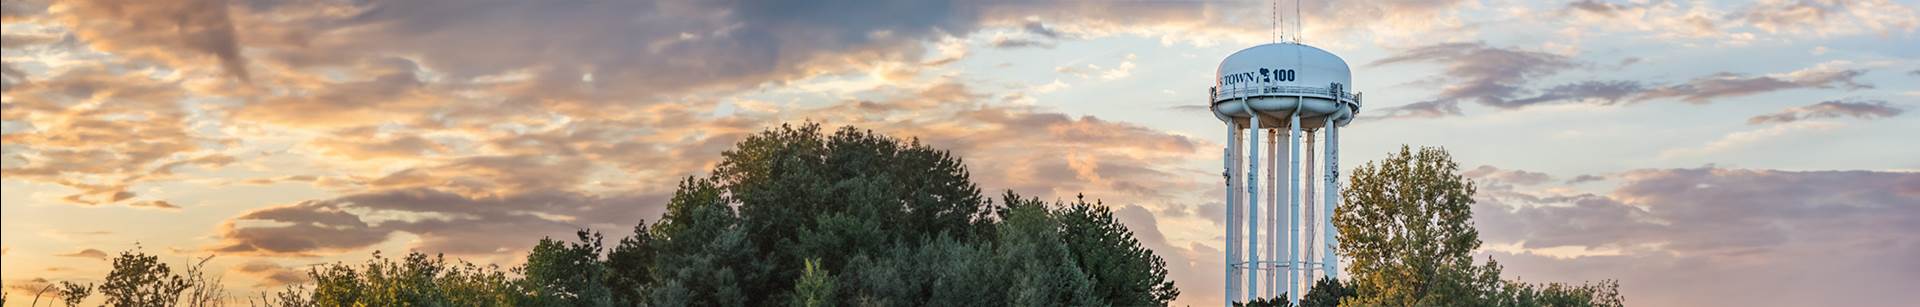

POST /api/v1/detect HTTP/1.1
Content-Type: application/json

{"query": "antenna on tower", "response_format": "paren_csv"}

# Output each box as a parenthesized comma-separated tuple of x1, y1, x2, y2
(1294, 0, 1303, 43)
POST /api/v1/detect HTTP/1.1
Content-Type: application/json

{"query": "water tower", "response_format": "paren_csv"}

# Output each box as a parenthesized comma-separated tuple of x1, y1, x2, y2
(1210, 42, 1360, 306)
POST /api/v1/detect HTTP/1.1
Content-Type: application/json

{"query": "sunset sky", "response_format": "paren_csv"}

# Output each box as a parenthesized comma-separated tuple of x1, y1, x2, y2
(4, 0, 1918, 306)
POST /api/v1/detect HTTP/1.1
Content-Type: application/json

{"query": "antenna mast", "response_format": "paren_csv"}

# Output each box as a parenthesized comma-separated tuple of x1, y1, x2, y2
(1294, 0, 1303, 43)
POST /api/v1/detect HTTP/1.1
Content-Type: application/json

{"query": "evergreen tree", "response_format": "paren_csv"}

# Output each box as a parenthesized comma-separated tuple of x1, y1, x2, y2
(996, 192, 1099, 307)
(1300, 277, 1355, 307)
(789, 259, 835, 307)
(648, 177, 762, 307)
(520, 230, 616, 306)
(1056, 194, 1179, 305)
(606, 221, 657, 306)
(252, 123, 1180, 307)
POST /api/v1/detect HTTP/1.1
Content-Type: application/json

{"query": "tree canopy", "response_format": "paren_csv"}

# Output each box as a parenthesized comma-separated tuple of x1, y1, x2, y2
(235, 123, 1179, 307)
(1334, 146, 1623, 307)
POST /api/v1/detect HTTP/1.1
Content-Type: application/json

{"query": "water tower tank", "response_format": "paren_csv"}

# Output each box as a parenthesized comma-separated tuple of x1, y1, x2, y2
(1210, 43, 1360, 128)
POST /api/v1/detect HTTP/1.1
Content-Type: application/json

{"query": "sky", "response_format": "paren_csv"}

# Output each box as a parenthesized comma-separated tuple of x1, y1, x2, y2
(2, 0, 1918, 306)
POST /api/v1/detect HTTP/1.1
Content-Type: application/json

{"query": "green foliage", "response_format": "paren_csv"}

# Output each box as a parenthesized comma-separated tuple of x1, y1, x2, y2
(1335, 146, 1484, 306)
(1234, 297, 1293, 307)
(100, 249, 191, 307)
(1487, 278, 1625, 307)
(1300, 277, 1354, 307)
(251, 123, 1177, 307)
(789, 259, 835, 307)
(308, 251, 519, 307)
(605, 221, 656, 306)
(57, 281, 94, 307)
(519, 230, 615, 306)
(1335, 145, 1624, 307)
(1056, 194, 1180, 305)
(995, 192, 1098, 306)
(648, 176, 762, 307)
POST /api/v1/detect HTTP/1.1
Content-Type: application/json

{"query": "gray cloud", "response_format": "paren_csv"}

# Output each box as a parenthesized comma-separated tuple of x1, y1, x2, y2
(60, 0, 250, 81)
(1637, 69, 1871, 104)
(989, 20, 1069, 49)
(234, 261, 310, 287)
(1505, 80, 1647, 106)
(1368, 42, 1876, 118)
(1480, 167, 1919, 253)
(990, 36, 1054, 49)
(1370, 42, 1579, 110)
(1363, 42, 1638, 119)
(215, 187, 668, 256)
(233, 0, 985, 100)
(1565, 174, 1606, 185)
(1476, 167, 1920, 306)
(1363, 100, 1463, 120)
(1748, 99, 1904, 125)
(57, 248, 109, 260)
(1565, 0, 1630, 17)
(1464, 165, 1554, 186)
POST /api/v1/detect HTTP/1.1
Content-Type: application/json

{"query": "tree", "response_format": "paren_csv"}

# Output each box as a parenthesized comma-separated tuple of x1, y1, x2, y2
(1300, 277, 1355, 307)
(247, 123, 1180, 307)
(1335, 146, 1623, 306)
(606, 220, 657, 306)
(648, 177, 761, 307)
(1334, 146, 1488, 306)
(1056, 194, 1179, 305)
(306, 251, 520, 306)
(1235, 297, 1293, 307)
(100, 249, 191, 307)
(789, 259, 835, 307)
(180, 255, 226, 307)
(520, 230, 615, 306)
(57, 281, 94, 307)
(995, 192, 1098, 307)
(714, 124, 993, 305)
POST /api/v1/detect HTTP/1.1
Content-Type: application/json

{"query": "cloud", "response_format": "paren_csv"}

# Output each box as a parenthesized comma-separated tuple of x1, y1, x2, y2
(1560, 0, 1917, 41)
(57, 248, 109, 260)
(1660, 121, 1842, 158)
(0, 67, 234, 207)
(1464, 165, 1555, 186)
(234, 261, 311, 287)
(1366, 42, 1577, 115)
(130, 200, 182, 210)
(986, 20, 1074, 49)
(1565, 174, 1606, 185)
(1475, 167, 1920, 306)
(1636, 65, 1871, 104)
(214, 187, 668, 256)
(57, 0, 250, 81)
(1504, 80, 1647, 106)
(1738, 0, 1920, 36)
(1748, 99, 1905, 125)
(1368, 43, 1876, 117)
(1363, 100, 1463, 120)
(989, 35, 1054, 49)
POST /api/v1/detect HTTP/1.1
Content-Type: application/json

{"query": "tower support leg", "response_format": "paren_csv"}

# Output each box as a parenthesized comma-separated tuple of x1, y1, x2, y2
(1324, 116, 1340, 280)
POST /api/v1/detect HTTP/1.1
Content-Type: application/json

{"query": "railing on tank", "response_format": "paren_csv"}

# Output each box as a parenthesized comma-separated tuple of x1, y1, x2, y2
(1209, 85, 1357, 104)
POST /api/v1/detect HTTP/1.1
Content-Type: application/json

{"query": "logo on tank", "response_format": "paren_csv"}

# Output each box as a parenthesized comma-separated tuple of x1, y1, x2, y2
(1221, 68, 1298, 85)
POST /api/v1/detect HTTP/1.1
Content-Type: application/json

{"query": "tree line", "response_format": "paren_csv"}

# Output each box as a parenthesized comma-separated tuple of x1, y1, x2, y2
(8, 123, 1179, 307)
(5, 124, 1626, 307)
